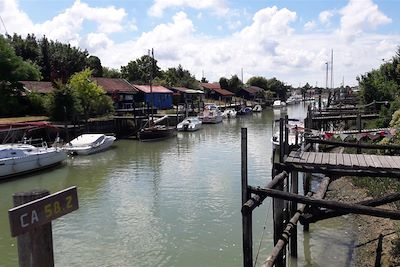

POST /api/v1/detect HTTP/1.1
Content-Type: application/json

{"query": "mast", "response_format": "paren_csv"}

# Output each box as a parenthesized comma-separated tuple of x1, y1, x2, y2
(330, 49, 334, 89)
(149, 48, 155, 124)
(325, 62, 329, 89)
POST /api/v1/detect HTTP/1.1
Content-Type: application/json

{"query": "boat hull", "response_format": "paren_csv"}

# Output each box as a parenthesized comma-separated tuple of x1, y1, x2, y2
(64, 136, 116, 155)
(0, 147, 66, 179)
(138, 127, 176, 141)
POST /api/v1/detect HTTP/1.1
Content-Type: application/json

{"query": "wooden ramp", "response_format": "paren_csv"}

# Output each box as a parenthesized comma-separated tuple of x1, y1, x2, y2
(284, 151, 400, 178)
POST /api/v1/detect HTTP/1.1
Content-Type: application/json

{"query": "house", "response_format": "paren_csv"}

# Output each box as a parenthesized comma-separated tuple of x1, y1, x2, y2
(133, 85, 173, 109)
(91, 78, 138, 110)
(20, 81, 54, 94)
(237, 86, 264, 100)
(169, 87, 204, 105)
(200, 82, 234, 101)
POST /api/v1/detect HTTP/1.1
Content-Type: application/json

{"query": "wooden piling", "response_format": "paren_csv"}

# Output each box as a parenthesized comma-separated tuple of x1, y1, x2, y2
(241, 128, 253, 267)
(13, 190, 54, 267)
(289, 171, 298, 257)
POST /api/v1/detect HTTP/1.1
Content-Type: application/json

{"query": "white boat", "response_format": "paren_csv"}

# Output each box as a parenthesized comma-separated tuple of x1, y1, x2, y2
(252, 104, 263, 112)
(199, 104, 223, 124)
(222, 108, 237, 119)
(286, 95, 301, 105)
(0, 144, 66, 179)
(177, 117, 202, 131)
(272, 100, 286, 108)
(64, 134, 116, 155)
(271, 121, 304, 149)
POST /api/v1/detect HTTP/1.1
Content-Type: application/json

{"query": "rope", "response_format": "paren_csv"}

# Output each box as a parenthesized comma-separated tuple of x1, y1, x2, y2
(254, 199, 272, 267)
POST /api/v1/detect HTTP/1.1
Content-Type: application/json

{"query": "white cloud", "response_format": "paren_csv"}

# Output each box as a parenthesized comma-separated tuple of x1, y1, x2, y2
(304, 20, 316, 31)
(338, 0, 392, 41)
(0, 0, 34, 35)
(319, 10, 334, 25)
(84, 33, 113, 50)
(148, 0, 228, 17)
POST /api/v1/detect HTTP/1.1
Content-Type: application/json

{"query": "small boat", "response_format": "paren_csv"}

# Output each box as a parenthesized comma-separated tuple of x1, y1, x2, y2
(222, 108, 237, 119)
(64, 134, 116, 155)
(177, 117, 202, 132)
(272, 100, 286, 108)
(237, 106, 253, 115)
(138, 115, 176, 141)
(0, 143, 66, 179)
(252, 104, 263, 112)
(271, 121, 304, 149)
(199, 104, 223, 124)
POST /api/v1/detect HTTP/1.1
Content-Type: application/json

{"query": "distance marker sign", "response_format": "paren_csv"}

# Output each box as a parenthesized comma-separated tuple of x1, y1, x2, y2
(9, 186, 79, 237)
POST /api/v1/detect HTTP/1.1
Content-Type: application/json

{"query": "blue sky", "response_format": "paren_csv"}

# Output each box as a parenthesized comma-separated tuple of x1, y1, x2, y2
(1, 0, 400, 86)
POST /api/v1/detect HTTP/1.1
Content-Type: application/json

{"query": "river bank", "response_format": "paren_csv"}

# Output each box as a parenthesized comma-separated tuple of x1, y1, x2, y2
(325, 175, 400, 266)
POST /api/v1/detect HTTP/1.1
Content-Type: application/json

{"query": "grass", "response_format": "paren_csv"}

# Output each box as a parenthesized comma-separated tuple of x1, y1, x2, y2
(0, 116, 49, 123)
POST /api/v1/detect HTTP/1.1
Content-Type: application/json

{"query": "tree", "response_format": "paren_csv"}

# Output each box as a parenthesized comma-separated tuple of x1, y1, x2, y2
(102, 67, 121, 78)
(227, 75, 243, 94)
(0, 34, 42, 116)
(86, 56, 103, 77)
(219, 77, 229, 89)
(68, 69, 113, 122)
(247, 76, 269, 90)
(121, 55, 161, 84)
(46, 81, 82, 121)
(7, 33, 40, 63)
(162, 65, 199, 88)
(38, 36, 51, 81)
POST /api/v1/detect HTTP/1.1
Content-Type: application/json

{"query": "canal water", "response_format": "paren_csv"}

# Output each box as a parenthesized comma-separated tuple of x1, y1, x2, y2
(0, 103, 355, 267)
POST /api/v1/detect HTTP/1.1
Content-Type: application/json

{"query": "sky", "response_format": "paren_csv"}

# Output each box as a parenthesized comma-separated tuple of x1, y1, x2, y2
(0, 0, 399, 87)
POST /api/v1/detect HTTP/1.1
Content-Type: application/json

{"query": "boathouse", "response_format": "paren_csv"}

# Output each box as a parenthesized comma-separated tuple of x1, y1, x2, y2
(200, 82, 234, 101)
(169, 87, 204, 105)
(133, 85, 173, 109)
(237, 86, 264, 101)
(91, 78, 138, 110)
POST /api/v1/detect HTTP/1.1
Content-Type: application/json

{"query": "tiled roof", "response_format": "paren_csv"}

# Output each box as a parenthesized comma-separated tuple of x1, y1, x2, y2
(200, 82, 221, 90)
(91, 78, 137, 93)
(212, 88, 235, 97)
(133, 85, 173, 94)
(20, 81, 54, 94)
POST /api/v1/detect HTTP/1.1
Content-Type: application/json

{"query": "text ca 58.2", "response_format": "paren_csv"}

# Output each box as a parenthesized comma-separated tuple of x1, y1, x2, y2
(44, 195, 74, 218)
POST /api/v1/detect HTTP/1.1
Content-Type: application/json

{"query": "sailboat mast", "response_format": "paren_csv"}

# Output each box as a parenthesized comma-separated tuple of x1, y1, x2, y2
(149, 48, 154, 122)
(330, 49, 334, 89)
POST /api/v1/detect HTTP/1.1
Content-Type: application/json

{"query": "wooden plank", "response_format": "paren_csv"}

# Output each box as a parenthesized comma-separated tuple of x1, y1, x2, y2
(329, 153, 337, 165)
(378, 156, 392, 169)
(391, 156, 400, 168)
(356, 154, 368, 167)
(314, 152, 323, 165)
(321, 153, 330, 165)
(342, 153, 352, 167)
(307, 152, 316, 164)
(364, 155, 376, 168)
(370, 155, 382, 168)
(299, 152, 310, 163)
(337, 153, 344, 166)
(385, 156, 398, 169)
(349, 154, 359, 167)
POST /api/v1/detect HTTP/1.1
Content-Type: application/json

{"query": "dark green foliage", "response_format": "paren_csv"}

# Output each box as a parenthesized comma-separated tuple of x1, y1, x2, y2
(219, 77, 229, 89)
(102, 67, 121, 78)
(46, 81, 82, 121)
(26, 91, 48, 115)
(7, 33, 40, 62)
(121, 55, 161, 84)
(162, 65, 199, 88)
(247, 76, 288, 99)
(86, 56, 103, 77)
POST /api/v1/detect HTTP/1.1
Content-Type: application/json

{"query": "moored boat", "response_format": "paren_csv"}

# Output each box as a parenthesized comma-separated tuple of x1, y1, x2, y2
(64, 134, 116, 155)
(252, 104, 263, 112)
(237, 106, 253, 115)
(272, 100, 286, 108)
(222, 108, 237, 119)
(271, 121, 304, 149)
(199, 104, 223, 124)
(177, 117, 202, 132)
(0, 143, 66, 179)
(138, 125, 176, 141)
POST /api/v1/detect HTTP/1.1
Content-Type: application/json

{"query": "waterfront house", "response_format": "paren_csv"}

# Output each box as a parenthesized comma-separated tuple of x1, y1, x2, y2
(20, 81, 54, 95)
(133, 85, 173, 109)
(169, 87, 204, 105)
(237, 86, 265, 101)
(91, 78, 138, 110)
(200, 82, 234, 102)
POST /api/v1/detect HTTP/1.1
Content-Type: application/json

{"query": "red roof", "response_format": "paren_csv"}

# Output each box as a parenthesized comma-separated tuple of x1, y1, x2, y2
(21, 81, 54, 94)
(133, 85, 173, 94)
(201, 82, 234, 97)
(242, 86, 264, 95)
(91, 78, 137, 94)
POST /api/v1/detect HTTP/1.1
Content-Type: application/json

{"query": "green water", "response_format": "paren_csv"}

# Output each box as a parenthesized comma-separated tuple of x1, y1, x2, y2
(0, 103, 355, 267)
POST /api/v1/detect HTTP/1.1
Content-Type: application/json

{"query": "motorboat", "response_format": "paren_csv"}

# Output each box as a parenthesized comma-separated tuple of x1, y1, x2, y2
(222, 108, 237, 119)
(272, 100, 286, 108)
(286, 95, 301, 105)
(199, 104, 223, 124)
(177, 117, 202, 132)
(237, 106, 253, 115)
(138, 115, 176, 141)
(0, 143, 67, 179)
(271, 121, 304, 149)
(252, 104, 263, 112)
(64, 134, 116, 155)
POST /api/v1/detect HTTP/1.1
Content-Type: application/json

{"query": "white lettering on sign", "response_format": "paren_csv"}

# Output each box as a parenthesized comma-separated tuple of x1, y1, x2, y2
(20, 213, 28, 228)
(31, 210, 39, 224)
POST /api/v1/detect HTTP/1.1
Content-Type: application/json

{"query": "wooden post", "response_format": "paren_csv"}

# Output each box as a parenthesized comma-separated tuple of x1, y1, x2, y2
(284, 115, 289, 156)
(273, 179, 285, 267)
(357, 113, 362, 153)
(13, 190, 54, 267)
(303, 173, 311, 232)
(289, 171, 298, 257)
(279, 118, 284, 163)
(241, 128, 253, 267)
